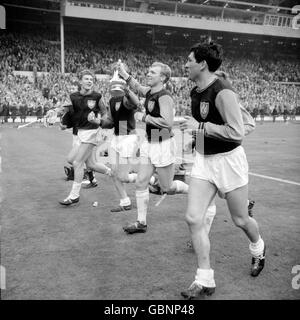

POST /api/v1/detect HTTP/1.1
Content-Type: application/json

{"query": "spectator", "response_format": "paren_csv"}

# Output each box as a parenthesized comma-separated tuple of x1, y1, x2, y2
(9, 100, 18, 123)
(272, 107, 278, 123)
(283, 107, 289, 123)
(19, 100, 28, 123)
(0, 31, 299, 119)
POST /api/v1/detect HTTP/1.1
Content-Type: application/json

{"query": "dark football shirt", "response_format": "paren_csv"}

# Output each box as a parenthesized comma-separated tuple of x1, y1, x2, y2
(70, 91, 105, 130)
(144, 89, 174, 143)
(191, 78, 241, 155)
(108, 96, 136, 136)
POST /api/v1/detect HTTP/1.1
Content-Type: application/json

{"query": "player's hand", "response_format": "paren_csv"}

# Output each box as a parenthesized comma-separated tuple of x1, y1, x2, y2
(60, 123, 67, 130)
(179, 116, 200, 131)
(134, 112, 146, 122)
(117, 61, 129, 80)
(87, 111, 101, 125)
(184, 139, 194, 154)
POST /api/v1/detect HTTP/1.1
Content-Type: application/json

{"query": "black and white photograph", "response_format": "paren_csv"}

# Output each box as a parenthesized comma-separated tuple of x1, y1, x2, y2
(0, 0, 299, 306)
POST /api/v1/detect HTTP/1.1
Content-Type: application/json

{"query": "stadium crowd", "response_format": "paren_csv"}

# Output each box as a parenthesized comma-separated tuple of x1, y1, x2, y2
(0, 31, 299, 120)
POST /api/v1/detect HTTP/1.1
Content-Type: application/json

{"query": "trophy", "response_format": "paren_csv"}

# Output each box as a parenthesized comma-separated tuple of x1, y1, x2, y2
(109, 59, 126, 97)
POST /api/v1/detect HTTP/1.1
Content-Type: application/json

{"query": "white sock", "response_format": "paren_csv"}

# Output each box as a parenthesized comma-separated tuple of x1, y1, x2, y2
(128, 173, 137, 183)
(149, 175, 156, 185)
(136, 189, 149, 225)
(68, 181, 81, 199)
(120, 197, 131, 207)
(205, 204, 216, 233)
(195, 268, 216, 288)
(172, 180, 189, 194)
(249, 236, 265, 257)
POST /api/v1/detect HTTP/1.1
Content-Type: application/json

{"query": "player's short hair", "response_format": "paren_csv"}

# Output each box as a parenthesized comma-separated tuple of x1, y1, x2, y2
(79, 69, 94, 80)
(151, 62, 171, 83)
(190, 41, 223, 72)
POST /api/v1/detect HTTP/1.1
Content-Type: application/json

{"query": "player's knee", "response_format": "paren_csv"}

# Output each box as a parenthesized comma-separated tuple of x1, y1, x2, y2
(136, 177, 148, 190)
(67, 153, 76, 165)
(185, 210, 205, 227)
(232, 216, 249, 229)
(73, 160, 83, 169)
(159, 181, 173, 194)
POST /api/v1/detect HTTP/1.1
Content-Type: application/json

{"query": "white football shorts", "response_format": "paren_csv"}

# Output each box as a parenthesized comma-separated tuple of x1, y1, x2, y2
(191, 146, 249, 194)
(77, 129, 99, 146)
(139, 137, 177, 167)
(110, 134, 139, 159)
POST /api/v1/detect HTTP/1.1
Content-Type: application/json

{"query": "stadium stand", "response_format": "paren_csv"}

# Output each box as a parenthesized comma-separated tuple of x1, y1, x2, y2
(0, 0, 299, 119)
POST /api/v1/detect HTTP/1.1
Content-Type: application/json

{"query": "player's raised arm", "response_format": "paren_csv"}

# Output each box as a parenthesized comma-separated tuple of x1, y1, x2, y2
(204, 89, 245, 141)
(117, 62, 150, 97)
(123, 88, 142, 111)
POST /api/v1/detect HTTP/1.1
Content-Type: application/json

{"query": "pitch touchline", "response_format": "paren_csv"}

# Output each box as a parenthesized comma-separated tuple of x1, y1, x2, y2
(176, 157, 300, 186)
(247, 172, 300, 186)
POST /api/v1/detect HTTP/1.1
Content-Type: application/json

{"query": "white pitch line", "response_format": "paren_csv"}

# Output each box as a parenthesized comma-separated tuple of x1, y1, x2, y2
(176, 156, 300, 186)
(248, 172, 300, 186)
(155, 193, 167, 207)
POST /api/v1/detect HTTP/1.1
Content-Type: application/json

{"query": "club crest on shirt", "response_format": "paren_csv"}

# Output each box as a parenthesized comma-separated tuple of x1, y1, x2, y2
(115, 101, 121, 111)
(200, 101, 209, 119)
(147, 100, 155, 113)
(87, 100, 96, 109)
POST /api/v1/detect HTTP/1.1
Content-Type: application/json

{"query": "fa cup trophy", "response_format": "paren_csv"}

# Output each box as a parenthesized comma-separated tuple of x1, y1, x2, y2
(109, 59, 127, 97)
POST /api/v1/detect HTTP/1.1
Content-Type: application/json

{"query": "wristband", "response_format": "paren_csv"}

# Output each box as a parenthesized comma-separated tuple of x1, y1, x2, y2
(125, 75, 132, 83)
(198, 122, 204, 130)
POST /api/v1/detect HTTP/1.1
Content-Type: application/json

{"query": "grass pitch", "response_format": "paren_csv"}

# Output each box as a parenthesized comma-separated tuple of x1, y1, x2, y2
(1, 121, 299, 299)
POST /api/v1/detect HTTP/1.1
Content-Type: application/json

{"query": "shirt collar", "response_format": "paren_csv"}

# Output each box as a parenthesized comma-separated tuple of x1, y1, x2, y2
(195, 77, 218, 94)
(79, 89, 93, 96)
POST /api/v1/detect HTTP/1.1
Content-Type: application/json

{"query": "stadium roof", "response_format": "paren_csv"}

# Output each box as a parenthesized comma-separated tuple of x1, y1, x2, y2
(3, 0, 299, 14)
(171, 0, 299, 8)
(3, 0, 300, 44)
